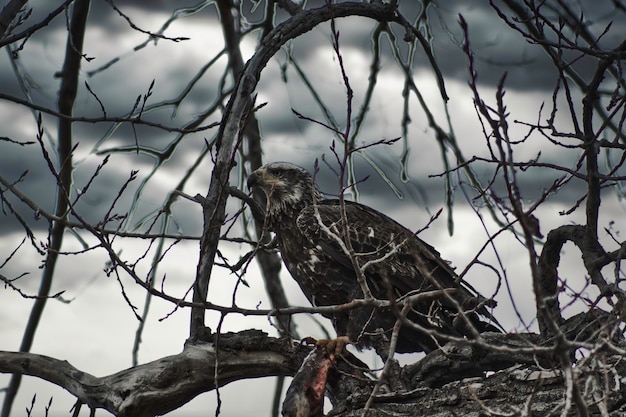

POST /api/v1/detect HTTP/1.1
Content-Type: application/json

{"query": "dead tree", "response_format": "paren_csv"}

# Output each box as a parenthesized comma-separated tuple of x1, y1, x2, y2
(1, 1, 626, 416)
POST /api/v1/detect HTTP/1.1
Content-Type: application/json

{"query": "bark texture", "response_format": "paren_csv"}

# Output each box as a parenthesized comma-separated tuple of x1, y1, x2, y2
(2, 326, 625, 416)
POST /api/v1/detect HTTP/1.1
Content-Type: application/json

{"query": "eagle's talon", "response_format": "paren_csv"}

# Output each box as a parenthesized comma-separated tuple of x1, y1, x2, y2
(315, 336, 351, 360)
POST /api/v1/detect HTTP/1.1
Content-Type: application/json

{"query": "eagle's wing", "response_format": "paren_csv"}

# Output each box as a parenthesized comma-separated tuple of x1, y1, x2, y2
(296, 200, 499, 330)
(296, 200, 455, 292)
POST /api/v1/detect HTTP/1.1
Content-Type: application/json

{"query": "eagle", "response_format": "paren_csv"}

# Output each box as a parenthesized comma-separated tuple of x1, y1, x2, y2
(247, 162, 501, 355)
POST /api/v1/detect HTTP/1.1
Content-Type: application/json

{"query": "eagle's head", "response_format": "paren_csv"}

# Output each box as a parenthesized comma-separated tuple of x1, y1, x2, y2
(247, 162, 322, 220)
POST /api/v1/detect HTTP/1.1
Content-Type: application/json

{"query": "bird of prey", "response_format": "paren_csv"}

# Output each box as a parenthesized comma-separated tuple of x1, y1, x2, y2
(247, 162, 501, 355)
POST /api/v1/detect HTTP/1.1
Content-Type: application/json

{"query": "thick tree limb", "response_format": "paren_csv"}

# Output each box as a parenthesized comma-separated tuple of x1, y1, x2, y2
(3, 328, 625, 417)
(0, 330, 310, 417)
(341, 354, 626, 417)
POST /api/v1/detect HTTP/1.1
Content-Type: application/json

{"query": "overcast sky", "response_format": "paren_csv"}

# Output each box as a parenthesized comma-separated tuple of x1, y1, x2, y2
(1, 1, 626, 416)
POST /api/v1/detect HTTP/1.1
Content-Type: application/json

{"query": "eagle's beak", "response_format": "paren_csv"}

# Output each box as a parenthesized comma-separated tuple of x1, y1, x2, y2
(247, 167, 279, 190)
(247, 170, 262, 189)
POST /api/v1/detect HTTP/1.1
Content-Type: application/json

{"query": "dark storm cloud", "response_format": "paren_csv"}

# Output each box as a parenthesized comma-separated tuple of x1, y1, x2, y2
(2, 0, 624, 239)
(425, 1, 626, 91)
(307, 148, 592, 209)
(1, 1, 228, 236)
(19, 0, 205, 26)
(286, 1, 625, 92)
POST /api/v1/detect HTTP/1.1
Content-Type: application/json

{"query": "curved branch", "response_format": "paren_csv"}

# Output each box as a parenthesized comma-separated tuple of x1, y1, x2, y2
(536, 224, 616, 336)
(0, 331, 310, 417)
(190, 0, 398, 337)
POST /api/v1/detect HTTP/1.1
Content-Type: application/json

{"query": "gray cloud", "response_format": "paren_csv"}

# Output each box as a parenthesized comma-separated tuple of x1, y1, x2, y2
(2, 2, 625, 415)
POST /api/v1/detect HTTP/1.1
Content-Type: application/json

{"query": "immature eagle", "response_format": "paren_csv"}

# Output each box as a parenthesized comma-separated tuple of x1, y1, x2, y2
(248, 162, 500, 354)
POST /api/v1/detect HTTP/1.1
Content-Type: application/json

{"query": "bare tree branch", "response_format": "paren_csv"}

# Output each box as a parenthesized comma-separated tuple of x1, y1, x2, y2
(2, 1, 90, 415)
(0, 331, 310, 417)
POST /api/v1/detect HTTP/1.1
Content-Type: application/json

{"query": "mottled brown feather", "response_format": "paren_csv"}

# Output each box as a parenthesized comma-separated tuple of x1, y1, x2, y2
(248, 162, 501, 354)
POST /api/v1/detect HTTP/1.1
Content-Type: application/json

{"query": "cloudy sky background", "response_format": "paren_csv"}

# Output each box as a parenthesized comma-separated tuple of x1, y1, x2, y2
(1, 0, 625, 415)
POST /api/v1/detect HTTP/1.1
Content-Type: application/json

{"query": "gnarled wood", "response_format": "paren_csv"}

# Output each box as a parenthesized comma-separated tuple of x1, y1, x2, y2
(0, 330, 310, 417)
(4, 328, 626, 417)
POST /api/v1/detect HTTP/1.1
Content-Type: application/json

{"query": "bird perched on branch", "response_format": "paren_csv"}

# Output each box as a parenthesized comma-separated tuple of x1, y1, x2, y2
(247, 162, 501, 356)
